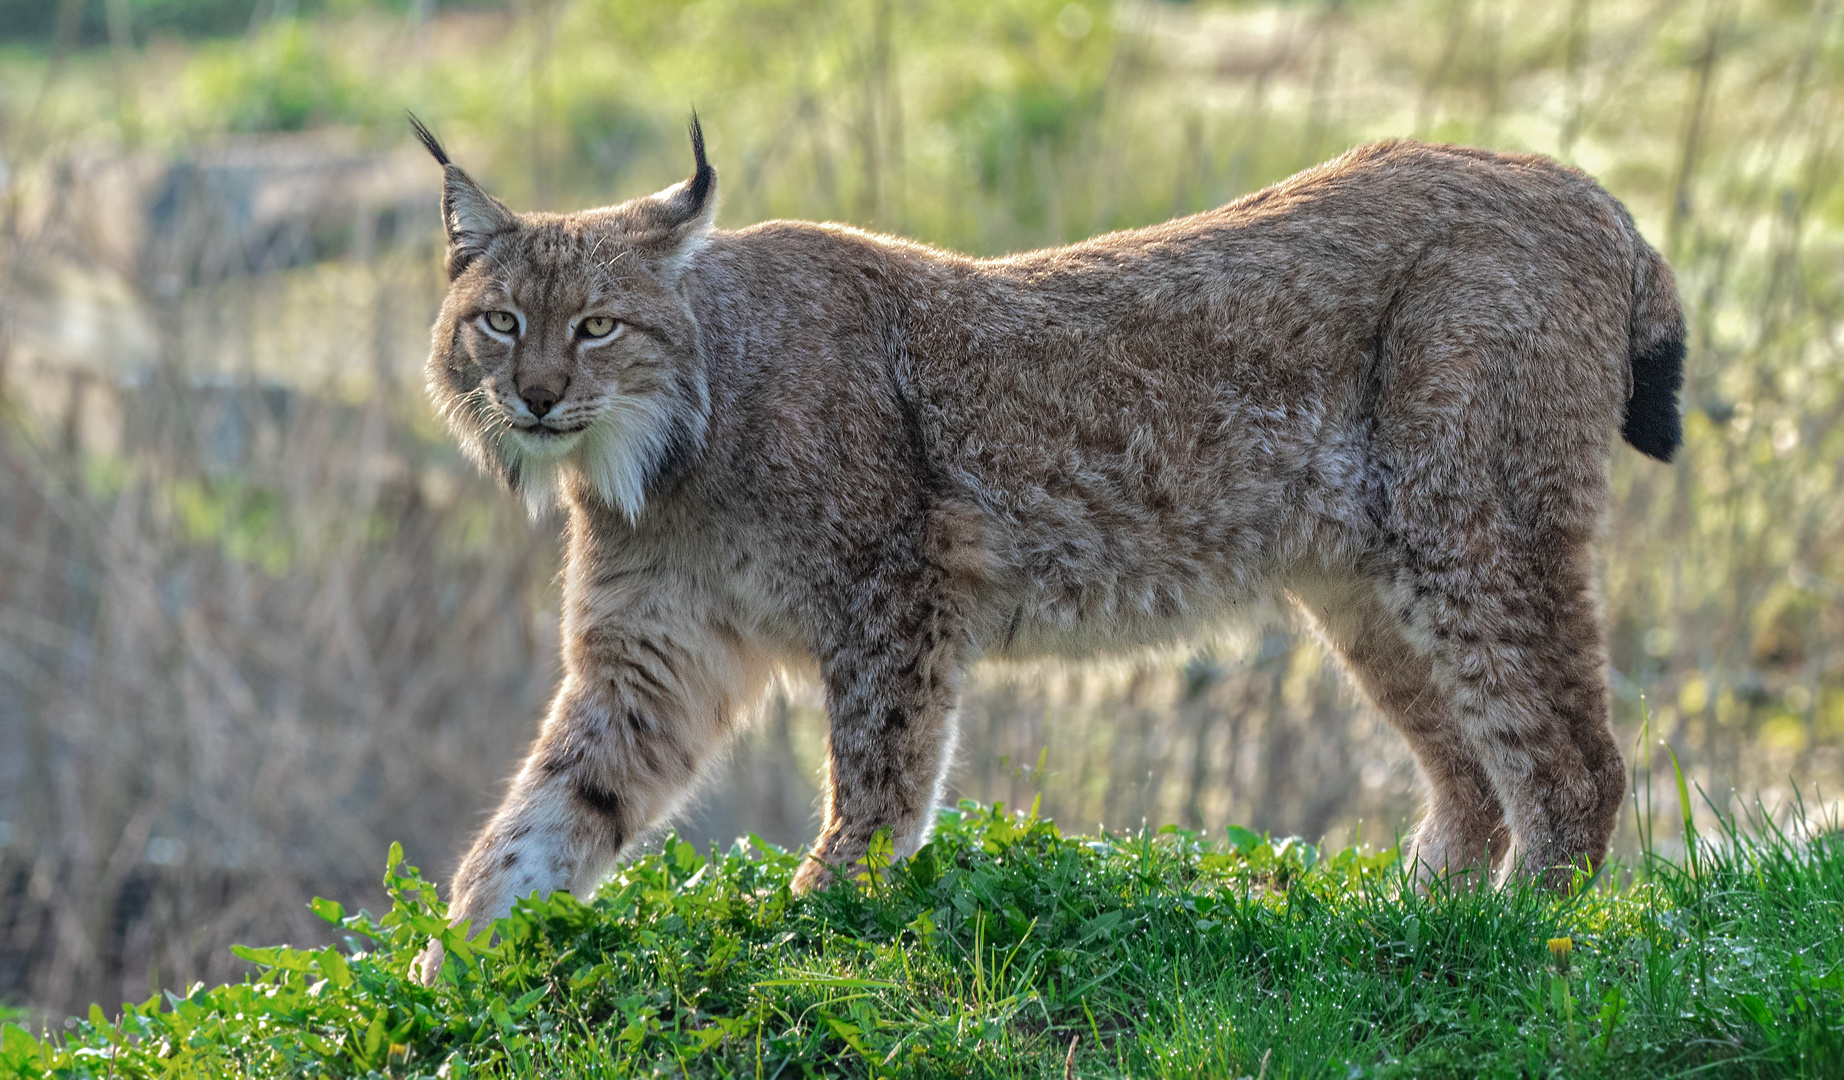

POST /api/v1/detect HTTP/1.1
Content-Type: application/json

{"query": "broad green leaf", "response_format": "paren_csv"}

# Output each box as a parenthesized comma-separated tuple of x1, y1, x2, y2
(230, 944, 282, 968)
(1078, 910, 1123, 943)
(1, 1024, 47, 1073)
(318, 948, 352, 988)
(363, 1013, 386, 1067)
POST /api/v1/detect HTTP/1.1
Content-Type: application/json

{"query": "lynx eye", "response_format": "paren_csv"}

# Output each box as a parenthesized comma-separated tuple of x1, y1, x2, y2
(483, 311, 518, 334)
(579, 316, 619, 340)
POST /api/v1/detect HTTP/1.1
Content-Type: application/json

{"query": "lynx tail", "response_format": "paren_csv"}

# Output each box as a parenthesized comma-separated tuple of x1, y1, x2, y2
(1622, 240, 1686, 462)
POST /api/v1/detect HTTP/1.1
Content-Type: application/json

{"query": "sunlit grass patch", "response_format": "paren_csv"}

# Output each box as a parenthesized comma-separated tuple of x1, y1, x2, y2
(3, 799, 1840, 1079)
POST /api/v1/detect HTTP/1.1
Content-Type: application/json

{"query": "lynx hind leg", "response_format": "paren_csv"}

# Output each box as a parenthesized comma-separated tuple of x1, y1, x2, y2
(1292, 574, 1510, 889)
(1369, 286, 1628, 891)
(794, 578, 970, 895)
(415, 620, 768, 984)
(1394, 542, 1624, 891)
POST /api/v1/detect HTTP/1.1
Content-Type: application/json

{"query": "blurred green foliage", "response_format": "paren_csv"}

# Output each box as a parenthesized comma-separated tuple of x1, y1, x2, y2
(184, 22, 368, 131)
(0, 0, 261, 44)
(76, 0, 1836, 783)
(7, 0, 1844, 832)
(0, 0, 517, 46)
(7, 0, 1844, 804)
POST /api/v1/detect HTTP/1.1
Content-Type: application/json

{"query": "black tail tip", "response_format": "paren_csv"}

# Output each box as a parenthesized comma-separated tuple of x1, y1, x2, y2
(1622, 336, 1686, 462)
(407, 111, 450, 167)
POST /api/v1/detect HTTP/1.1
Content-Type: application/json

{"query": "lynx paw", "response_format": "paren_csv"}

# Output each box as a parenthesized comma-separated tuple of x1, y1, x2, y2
(412, 938, 446, 987)
(790, 854, 839, 895)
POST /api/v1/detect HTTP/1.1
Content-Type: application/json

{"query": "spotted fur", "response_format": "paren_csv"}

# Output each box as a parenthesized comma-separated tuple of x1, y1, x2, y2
(407, 116, 1683, 983)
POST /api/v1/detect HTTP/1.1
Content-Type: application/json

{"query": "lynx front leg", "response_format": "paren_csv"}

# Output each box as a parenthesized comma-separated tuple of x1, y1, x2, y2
(415, 619, 765, 984)
(793, 584, 969, 894)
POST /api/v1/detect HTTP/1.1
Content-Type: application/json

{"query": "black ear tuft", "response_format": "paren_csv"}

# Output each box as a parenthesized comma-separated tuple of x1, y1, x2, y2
(413, 119, 516, 280)
(683, 112, 714, 217)
(626, 112, 717, 252)
(407, 112, 450, 167)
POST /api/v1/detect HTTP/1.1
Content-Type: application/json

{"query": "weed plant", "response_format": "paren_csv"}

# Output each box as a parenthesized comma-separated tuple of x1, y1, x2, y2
(3, 789, 1839, 1079)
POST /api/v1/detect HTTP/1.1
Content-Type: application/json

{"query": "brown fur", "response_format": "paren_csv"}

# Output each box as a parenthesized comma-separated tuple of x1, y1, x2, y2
(404, 117, 1682, 982)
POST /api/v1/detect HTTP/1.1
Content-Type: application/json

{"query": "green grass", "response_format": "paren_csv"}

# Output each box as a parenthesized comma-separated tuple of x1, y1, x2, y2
(3, 800, 1841, 1079)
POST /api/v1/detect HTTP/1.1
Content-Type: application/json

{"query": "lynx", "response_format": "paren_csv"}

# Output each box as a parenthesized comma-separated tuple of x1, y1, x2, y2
(406, 116, 1683, 983)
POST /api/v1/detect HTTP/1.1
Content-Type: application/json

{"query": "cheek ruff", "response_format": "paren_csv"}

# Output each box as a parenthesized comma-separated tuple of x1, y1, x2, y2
(580, 396, 683, 523)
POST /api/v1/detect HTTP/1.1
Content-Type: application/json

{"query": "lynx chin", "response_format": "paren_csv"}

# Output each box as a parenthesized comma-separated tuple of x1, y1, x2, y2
(407, 114, 1684, 984)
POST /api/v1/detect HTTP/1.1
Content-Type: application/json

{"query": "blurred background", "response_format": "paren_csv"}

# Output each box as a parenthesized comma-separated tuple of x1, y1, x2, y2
(2, 0, 1842, 1020)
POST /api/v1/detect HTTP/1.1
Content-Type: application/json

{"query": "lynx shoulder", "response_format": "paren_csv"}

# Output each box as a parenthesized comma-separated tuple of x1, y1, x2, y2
(407, 115, 1683, 983)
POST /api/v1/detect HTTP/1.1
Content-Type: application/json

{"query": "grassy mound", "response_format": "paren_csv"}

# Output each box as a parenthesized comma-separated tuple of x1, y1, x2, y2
(3, 802, 1840, 1078)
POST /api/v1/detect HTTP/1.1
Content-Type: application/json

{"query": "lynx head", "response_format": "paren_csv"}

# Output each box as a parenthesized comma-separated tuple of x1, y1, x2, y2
(413, 114, 717, 520)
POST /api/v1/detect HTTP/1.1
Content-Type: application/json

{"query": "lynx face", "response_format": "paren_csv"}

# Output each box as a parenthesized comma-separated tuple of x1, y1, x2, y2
(421, 120, 715, 519)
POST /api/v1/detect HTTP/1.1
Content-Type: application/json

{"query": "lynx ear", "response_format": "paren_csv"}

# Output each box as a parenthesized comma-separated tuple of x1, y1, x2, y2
(663, 114, 717, 231)
(635, 115, 718, 271)
(409, 113, 516, 280)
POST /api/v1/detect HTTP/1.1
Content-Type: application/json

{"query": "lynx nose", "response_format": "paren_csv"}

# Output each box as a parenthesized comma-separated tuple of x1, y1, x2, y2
(519, 380, 563, 418)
